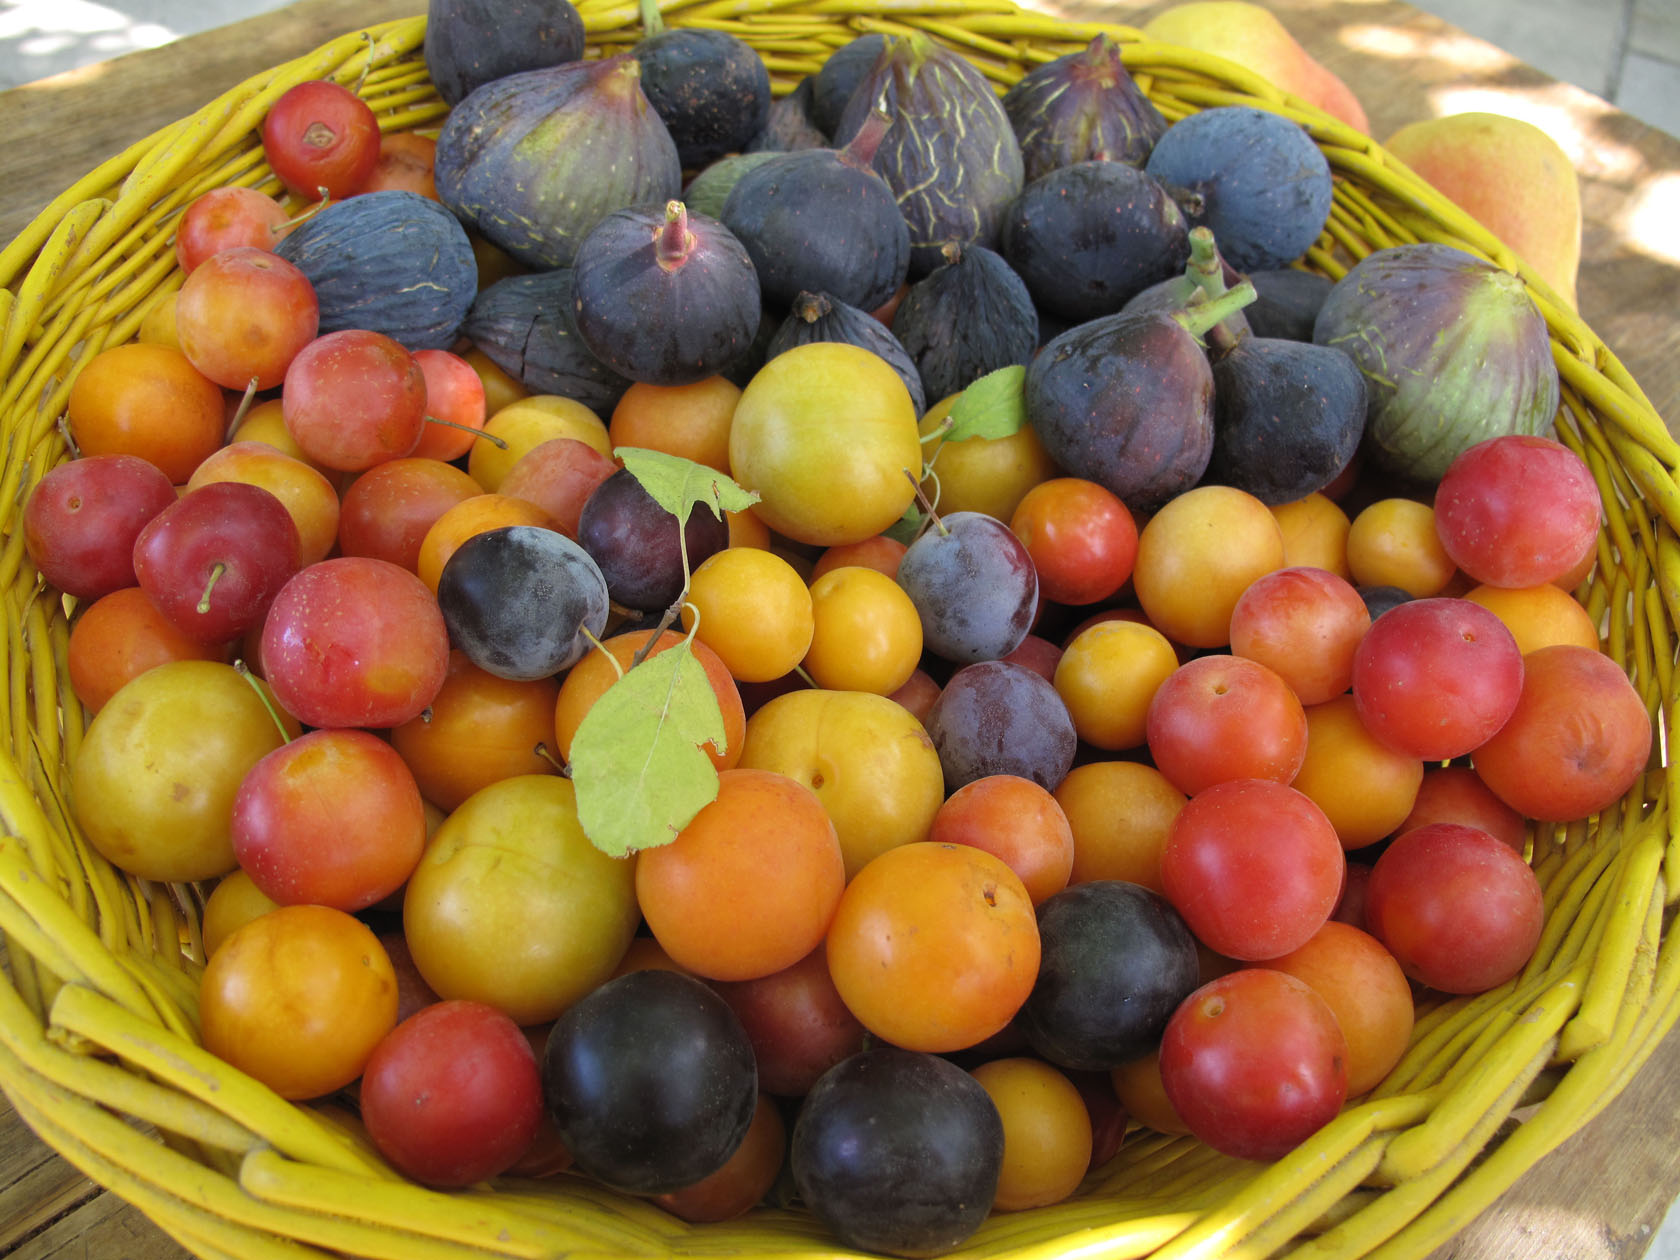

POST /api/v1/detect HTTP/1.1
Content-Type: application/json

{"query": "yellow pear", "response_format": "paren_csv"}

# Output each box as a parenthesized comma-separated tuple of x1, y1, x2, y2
(1142, 2, 1369, 134)
(1383, 112, 1581, 309)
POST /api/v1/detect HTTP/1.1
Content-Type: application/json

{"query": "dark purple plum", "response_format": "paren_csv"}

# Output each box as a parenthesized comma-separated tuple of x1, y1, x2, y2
(1021, 881, 1202, 1071)
(1144, 105, 1334, 273)
(577, 467, 729, 612)
(791, 1047, 1003, 1258)
(435, 525, 609, 680)
(1359, 584, 1414, 622)
(896, 511, 1037, 664)
(923, 660, 1077, 793)
(542, 968, 757, 1195)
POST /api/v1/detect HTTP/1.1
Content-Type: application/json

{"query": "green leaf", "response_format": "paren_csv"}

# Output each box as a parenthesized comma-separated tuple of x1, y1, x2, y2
(884, 501, 925, 545)
(570, 642, 726, 858)
(617, 446, 760, 524)
(943, 365, 1027, 443)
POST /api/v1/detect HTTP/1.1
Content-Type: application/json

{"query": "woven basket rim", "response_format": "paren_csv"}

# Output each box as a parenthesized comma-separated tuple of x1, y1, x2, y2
(1, 5, 1677, 1260)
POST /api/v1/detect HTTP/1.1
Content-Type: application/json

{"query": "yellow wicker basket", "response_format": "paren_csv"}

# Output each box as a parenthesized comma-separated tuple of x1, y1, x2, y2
(2, 2, 1677, 1258)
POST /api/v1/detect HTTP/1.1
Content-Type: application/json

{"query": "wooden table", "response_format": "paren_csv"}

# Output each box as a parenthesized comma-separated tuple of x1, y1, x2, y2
(2, 1, 1678, 1257)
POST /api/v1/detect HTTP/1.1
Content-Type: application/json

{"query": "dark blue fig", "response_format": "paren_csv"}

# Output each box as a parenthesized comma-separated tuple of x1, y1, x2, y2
(462, 269, 633, 416)
(435, 525, 609, 680)
(808, 32, 888, 136)
(832, 32, 1025, 276)
(792, 1047, 1002, 1259)
(766, 292, 925, 416)
(273, 191, 476, 352)
(1144, 105, 1334, 273)
(424, 0, 584, 106)
(632, 25, 772, 167)
(745, 77, 829, 152)
(1204, 337, 1367, 505)
(572, 200, 761, 387)
(435, 55, 682, 270)
(722, 112, 909, 315)
(999, 160, 1190, 323)
(892, 242, 1038, 403)
(1002, 34, 1169, 181)
(1246, 267, 1336, 341)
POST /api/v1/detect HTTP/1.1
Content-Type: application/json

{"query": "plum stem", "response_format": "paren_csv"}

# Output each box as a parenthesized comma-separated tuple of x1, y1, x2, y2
(423, 414, 507, 448)
(904, 467, 947, 536)
(656, 201, 696, 273)
(233, 659, 293, 744)
(225, 379, 259, 440)
(533, 741, 566, 773)
(580, 624, 623, 679)
(196, 563, 226, 616)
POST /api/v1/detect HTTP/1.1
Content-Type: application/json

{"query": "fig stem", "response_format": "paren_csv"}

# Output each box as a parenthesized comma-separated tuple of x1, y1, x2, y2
(1172, 281, 1257, 342)
(638, 0, 665, 37)
(196, 562, 226, 616)
(841, 109, 893, 170)
(233, 659, 293, 744)
(656, 200, 695, 273)
(793, 292, 832, 324)
(1187, 228, 1226, 302)
(423, 414, 507, 448)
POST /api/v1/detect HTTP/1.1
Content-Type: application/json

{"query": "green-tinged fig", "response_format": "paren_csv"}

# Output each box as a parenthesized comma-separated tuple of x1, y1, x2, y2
(462, 269, 633, 416)
(683, 151, 782, 220)
(722, 110, 909, 316)
(572, 200, 761, 386)
(892, 242, 1038, 403)
(424, 0, 584, 107)
(1026, 284, 1258, 511)
(1312, 243, 1560, 482)
(632, 0, 771, 168)
(1002, 34, 1169, 181)
(767, 292, 925, 416)
(435, 55, 682, 270)
(1000, 159, 1189, 322)
(832, 32, 1026, 276)
(1205, 337, 1367, 505)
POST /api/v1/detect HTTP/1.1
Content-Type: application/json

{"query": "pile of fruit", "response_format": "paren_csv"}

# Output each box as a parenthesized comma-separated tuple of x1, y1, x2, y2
(19, 0, 1644, 1255)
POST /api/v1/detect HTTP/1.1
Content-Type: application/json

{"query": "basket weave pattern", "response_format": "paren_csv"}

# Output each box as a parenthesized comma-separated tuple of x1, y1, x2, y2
(1, 3, 1677, 1258)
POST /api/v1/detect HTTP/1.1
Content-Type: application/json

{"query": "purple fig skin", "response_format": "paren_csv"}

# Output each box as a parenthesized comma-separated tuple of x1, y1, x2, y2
(1312, 242, 1561, 482)
(435, 55, 682, 270)
(1025, 310, 1218, 512)
(832, 33, 1026, 277)
(1002, 34, 1170, 182)
(572, 200, 762, 387)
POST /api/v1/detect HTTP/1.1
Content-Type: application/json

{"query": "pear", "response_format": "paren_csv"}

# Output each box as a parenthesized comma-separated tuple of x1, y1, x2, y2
(1383, 112, 1582, 310)
(1141, 2, 1369, 134)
